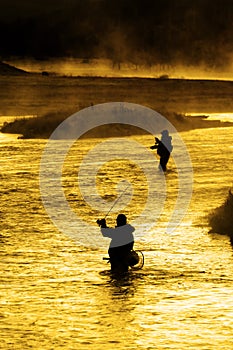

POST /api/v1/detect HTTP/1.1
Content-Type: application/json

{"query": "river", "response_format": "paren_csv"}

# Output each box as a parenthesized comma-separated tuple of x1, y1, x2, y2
(1, 125, 233, 349)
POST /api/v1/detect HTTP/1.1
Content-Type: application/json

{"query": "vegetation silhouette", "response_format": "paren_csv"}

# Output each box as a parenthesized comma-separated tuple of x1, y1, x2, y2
(209, 189, 233, 244)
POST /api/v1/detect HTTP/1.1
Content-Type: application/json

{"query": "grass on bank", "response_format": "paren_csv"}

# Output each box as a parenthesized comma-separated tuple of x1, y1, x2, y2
(1, 111, 73, 138)
(1, 108, 233, 139)
(209, 189, 233, 242)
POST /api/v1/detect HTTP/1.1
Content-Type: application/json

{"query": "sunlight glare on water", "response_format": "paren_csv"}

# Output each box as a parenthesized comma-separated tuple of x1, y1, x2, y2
(187, 112, 233, 123)
(1, 127, 233, 349)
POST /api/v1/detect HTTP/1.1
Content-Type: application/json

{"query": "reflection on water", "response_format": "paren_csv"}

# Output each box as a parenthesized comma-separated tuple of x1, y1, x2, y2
(1, 128, 233, 349)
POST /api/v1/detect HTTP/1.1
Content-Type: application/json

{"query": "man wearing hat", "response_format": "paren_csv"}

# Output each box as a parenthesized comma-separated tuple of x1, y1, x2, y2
(150, 129, 173, 171)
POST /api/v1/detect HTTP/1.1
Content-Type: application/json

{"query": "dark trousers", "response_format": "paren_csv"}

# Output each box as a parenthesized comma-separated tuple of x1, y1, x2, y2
(108, 242, 133, 273)
(159, 153, 170, 171)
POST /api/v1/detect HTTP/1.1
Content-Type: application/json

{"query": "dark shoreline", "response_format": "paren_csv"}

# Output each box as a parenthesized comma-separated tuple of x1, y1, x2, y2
(1, 62, 233, 138)
(208, 190, 233, 243)
(1, 110, 233, 140)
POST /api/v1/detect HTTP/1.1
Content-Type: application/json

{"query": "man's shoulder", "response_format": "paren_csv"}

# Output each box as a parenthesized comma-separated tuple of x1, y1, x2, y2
(124, 224, 135, 233)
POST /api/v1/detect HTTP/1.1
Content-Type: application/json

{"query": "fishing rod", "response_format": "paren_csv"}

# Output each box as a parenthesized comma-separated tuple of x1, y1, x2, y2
(104, 180, 133, 219)
(96, 179, 135, 227)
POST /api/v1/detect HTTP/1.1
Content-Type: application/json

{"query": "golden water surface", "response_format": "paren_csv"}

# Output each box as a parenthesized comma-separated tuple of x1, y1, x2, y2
(1, 128, 233, 349)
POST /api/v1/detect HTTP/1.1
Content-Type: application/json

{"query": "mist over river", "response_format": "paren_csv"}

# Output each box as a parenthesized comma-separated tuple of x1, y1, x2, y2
(1, 126, 233, 349)
(4, 57, 233, 81)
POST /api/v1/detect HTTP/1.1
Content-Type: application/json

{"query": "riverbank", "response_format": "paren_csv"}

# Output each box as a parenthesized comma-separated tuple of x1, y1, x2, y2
(208, 189, 233, 242)
(1, 65, 233, 138)
(0, 61, 29, 76)
(1, 109, 233, 139)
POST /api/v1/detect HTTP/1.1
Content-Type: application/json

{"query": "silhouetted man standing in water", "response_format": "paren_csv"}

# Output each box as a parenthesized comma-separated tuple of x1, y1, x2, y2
(150, 130, 173, 171)
(97, 214, 136, 274)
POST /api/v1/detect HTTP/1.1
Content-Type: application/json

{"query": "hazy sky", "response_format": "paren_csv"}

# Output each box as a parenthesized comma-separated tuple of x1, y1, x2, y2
(0, 0, 66, 20)
(1, 0, 233, 67)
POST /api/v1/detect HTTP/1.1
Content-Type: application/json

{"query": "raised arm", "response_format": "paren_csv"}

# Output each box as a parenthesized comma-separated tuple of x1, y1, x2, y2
(97, 218, 115, 238)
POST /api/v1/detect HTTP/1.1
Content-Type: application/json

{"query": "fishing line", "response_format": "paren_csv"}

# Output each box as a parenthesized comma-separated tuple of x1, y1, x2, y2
(104, 180, 133, 219)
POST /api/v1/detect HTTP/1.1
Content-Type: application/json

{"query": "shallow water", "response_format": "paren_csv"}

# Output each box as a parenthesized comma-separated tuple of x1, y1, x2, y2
(1, 127, 233, 349)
